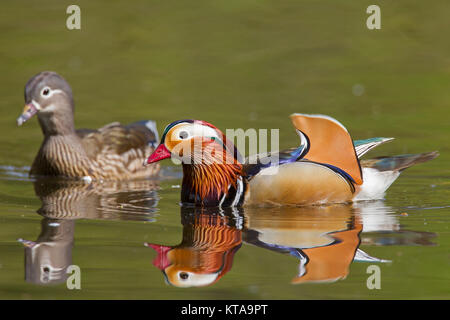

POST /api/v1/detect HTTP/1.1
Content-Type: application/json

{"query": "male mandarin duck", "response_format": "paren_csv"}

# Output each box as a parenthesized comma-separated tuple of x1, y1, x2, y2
(146, 114, 438, 207)
(17, 71, 160, 180)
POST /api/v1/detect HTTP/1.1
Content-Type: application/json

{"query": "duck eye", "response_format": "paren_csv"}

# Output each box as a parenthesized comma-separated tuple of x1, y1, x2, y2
(179, 272, 189, 280)
(179, 131, 189, 139)
(41, 87, 51, 97)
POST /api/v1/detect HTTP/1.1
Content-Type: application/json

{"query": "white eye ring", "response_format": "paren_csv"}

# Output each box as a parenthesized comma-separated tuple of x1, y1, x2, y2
(40, 86, 52, 98)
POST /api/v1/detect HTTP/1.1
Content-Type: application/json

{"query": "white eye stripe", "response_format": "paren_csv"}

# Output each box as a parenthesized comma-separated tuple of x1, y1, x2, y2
(40, 87, 64, 99)
(170, 123, 220, 141)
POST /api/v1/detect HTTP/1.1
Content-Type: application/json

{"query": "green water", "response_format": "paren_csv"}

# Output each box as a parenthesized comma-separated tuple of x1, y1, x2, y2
(0, 1, 449, 299)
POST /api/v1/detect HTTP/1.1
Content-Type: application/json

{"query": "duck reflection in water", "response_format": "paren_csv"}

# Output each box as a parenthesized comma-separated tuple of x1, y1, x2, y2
(244, 204, 373, 284)
(148, 201, 436, 287)
(245, 200, 436, 284)
(19, 178, 435, 287)
(18, 177, 160, 285)
(145, 207, 243, 288)
(32, 177, 160, 220)
(19, 218, 74, 285)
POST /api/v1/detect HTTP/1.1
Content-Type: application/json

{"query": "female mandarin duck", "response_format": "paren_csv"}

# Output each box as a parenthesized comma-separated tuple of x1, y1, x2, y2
(17, 71, 160, 180)
(146, 114, 438, 207)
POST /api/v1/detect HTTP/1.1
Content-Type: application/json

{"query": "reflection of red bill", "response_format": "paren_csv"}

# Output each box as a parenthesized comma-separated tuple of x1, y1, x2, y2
(17, 102, 39, 126)
(144, 243, 172, 270)
(145, 143, 171, 165)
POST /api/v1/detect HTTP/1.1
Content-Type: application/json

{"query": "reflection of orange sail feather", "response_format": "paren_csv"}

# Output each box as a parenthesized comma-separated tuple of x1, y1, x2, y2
(292, 218, 363, 284)
(244, 205, 364, 285)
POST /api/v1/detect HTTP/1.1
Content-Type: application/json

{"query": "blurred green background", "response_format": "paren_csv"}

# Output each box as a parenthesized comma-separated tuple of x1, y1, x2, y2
(0, 0, 449, 299)
(1, 0, 449, 163)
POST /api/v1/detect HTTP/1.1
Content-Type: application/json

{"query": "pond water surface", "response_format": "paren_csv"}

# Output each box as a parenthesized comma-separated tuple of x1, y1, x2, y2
(0, 162, 448, 299)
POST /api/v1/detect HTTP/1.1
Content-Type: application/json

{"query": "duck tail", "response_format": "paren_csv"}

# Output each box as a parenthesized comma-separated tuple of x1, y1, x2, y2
(355, 151, 439, 201)
(127, 120, 159, 148)
(360, 151, 439, 172)
(354, 137, 394, 158)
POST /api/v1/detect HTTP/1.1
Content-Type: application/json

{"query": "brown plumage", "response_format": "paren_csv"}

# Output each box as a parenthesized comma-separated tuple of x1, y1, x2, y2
(178, 136, 243, 204)
(17, 71, 160, 180)
(183, 163, 243, 201)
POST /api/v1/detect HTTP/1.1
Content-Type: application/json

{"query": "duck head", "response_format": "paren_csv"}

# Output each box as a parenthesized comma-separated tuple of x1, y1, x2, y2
(147, 120, 245, 206)
(146, 119, 241, 165)
(18, 71, 75, 135)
